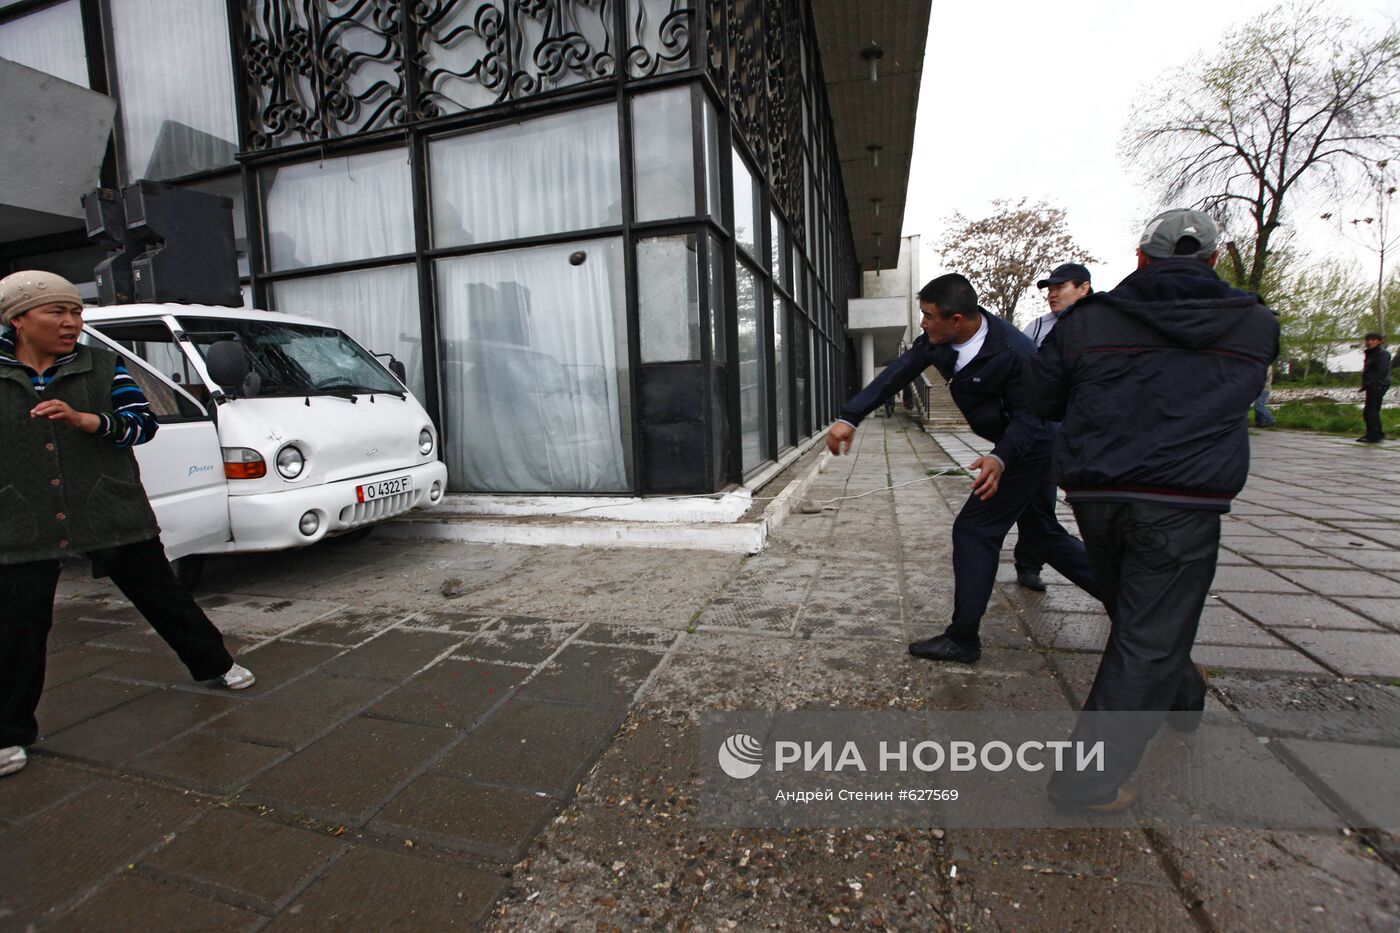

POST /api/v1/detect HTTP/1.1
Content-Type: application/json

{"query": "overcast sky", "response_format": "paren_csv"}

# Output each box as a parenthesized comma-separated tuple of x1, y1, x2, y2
(902, 0, 1400, 300)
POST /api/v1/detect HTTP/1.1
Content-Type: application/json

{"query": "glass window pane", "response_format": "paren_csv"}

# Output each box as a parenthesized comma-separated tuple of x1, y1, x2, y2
(436, 238, 632, 493)
(269, 265, 425, 401)
(263, 148, 413, 270)
(110, 0, 237, 180)
(638, 235, 699, 362)
(731, 146, 758, 257)
(793, 312, 809, 438)
(775, 297, 790, 450)
(632, 88, 695, 222)
(0, 1, 86, 86)
(737, 262, 767, 471)
(708, 233, 725, 363)
(772, 212, 789, 290)
(703, 99, 722, 219)
(431, 105, 620, 248)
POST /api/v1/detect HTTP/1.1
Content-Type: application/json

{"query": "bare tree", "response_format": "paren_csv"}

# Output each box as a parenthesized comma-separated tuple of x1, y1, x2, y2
(938, 198, 1097, 325)
(1125, 2, 1400, 294)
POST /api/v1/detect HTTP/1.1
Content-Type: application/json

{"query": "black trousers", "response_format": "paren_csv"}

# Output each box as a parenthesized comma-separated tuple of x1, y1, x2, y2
(0, 537, 233, 748)
(1363, 385, 1387, 440)
(1047, 501, 1220, 805)
(943, 456, 1098, 648)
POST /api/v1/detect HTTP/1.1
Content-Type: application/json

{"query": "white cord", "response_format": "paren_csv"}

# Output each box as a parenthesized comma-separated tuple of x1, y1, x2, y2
(543, 467, 964, 516)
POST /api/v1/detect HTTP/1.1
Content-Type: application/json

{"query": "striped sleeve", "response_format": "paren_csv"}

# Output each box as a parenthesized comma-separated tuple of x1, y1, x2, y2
(99, 362, 159, 447)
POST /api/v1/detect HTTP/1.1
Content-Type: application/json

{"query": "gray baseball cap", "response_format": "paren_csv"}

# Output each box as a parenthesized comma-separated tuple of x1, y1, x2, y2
(1138, 209, 1219, 259)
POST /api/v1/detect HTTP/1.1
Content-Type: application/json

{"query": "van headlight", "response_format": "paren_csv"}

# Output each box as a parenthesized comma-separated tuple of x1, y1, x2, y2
(276, 444, 305, 479)
(418, 428, 434, 456)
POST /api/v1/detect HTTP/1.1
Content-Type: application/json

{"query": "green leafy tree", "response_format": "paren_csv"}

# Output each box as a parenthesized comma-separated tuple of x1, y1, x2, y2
(938, 198, 1097, 326)
(1275, 258, 1371, 377)
(1125, 2, 1400, 294)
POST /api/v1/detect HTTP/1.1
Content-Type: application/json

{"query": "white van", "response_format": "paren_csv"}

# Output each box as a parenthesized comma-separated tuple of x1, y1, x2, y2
(79, 304, 447, 581)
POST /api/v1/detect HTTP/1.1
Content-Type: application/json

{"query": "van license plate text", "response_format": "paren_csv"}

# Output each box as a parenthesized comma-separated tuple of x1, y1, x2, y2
(357, 476, 412, 503)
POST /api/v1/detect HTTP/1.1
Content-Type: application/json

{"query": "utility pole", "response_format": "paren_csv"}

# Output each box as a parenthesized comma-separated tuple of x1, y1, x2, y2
(1372, 160, 1395, 335)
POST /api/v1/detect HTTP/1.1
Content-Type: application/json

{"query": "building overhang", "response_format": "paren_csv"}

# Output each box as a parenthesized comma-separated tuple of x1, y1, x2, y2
(0, 60, 115, 245)
(810, 0, 930, 275)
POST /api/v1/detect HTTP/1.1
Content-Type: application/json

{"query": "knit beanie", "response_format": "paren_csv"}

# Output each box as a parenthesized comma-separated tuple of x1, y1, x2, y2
(0, 270, 84, 325)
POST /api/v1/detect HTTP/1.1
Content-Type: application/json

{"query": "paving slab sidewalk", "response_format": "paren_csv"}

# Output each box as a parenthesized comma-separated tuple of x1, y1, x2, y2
(2, 415, 1398, 930)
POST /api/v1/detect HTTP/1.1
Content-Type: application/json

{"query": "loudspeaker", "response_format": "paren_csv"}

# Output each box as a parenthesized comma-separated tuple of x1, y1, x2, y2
(82, 189, 135, 305)
(124, 180, 240, 307)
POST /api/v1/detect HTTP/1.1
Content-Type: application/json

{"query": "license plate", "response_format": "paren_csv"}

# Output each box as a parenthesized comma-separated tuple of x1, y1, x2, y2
(356, 475, 412, 503)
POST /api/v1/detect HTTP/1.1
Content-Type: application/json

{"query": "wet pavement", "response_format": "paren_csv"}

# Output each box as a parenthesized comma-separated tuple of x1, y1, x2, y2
(3, 414, 1399, 930)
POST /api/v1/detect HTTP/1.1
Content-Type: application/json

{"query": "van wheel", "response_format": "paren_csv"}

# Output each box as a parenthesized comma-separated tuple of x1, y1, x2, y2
(172, 555, 205, 590)
(330, 526, 375, 545)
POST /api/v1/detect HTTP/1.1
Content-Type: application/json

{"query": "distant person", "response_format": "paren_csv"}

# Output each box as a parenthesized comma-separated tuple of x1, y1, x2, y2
(1023, 263, 1092, 348)
(0, 271, 255, 779)
(1359, 332, 1390, 444)
(1026, 210, 1279, 812)
(828, 274, 1098, 664)
(1252, 365, 1276, 428)
(1015, 262, 1093, 592)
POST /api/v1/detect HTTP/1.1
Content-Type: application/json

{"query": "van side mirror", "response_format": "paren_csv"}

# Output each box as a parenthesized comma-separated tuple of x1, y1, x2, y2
(389, 358, 407, 383)
(205, 339, 249, 390)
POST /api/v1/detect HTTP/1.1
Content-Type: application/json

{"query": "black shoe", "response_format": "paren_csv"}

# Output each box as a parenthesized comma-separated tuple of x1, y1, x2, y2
(1016, 569, 1047, 592)
(1166, 662, 1210, 733)
(1358, 437, 1382, 444)
(908, 635, 981, 664)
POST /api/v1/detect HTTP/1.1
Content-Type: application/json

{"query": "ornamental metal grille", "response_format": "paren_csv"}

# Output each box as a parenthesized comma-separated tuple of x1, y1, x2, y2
(725, 0, 765, 170)
(412, 0, 617, 118)
(242, 0, 409, 149)
(239, 0, 701, 145)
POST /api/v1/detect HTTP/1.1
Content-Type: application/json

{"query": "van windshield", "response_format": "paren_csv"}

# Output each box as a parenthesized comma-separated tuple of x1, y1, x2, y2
(178, 316, 403, 397)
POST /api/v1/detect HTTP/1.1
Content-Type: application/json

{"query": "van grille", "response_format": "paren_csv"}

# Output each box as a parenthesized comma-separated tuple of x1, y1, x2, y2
(339, 490, 415, 527)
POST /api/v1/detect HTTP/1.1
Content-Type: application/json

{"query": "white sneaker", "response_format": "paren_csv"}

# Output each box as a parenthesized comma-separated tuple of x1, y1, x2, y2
(215, 663, 256, 690)
(0, 746, 27, 777)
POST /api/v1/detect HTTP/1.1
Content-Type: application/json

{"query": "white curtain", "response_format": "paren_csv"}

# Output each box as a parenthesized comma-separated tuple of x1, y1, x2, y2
(430, 104, 621, 248)
(109, 0, 237, 179)
(0, 0, 87, 86)
(270, 265, 425, 401)
(263, 148, 414, 270)
(436, 239, 630, 493)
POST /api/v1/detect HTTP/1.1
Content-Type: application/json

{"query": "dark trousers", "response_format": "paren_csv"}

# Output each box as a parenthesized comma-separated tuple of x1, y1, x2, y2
(1363, 385, 1387, 440)
(1047, 501, 1220, 805)
(0, 537, 233, 748)
(943, 456, 1098, 648)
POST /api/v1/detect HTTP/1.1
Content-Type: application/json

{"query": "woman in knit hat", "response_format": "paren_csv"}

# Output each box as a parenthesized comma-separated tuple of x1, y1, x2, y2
(0, 270, 255, 779)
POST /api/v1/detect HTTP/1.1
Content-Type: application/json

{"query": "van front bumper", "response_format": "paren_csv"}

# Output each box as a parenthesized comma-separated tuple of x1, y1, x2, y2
(226, 460, 448, 551)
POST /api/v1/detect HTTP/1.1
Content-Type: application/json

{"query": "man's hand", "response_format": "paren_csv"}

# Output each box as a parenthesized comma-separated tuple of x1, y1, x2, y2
(827, 421, 854, 456)
(968, 456, 1003, 500)
(31, 399, 101, 434)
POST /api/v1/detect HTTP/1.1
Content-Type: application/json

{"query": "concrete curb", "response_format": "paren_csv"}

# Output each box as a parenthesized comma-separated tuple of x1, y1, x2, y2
(379, 440, 835, 555)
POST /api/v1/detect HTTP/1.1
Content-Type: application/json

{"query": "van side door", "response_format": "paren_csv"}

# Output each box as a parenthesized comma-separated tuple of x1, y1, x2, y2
(79, 325, 231, 560)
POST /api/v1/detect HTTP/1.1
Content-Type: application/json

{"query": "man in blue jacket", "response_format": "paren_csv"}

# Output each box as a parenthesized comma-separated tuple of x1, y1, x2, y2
(827, 273, 1097, 664)
(1026, 209, 1279, 811)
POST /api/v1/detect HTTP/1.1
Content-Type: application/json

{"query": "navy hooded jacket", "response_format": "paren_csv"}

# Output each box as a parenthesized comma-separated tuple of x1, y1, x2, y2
(1024, 258, 1279, 511)
(840, 309, 1051, 469)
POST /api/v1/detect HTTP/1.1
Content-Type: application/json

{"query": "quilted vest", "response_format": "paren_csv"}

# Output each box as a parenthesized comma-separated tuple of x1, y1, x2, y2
(0, 344, 159, 564)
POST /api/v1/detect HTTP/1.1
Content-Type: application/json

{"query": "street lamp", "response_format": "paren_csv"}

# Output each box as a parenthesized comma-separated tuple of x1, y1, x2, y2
(1324, 159, 1399, 334)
